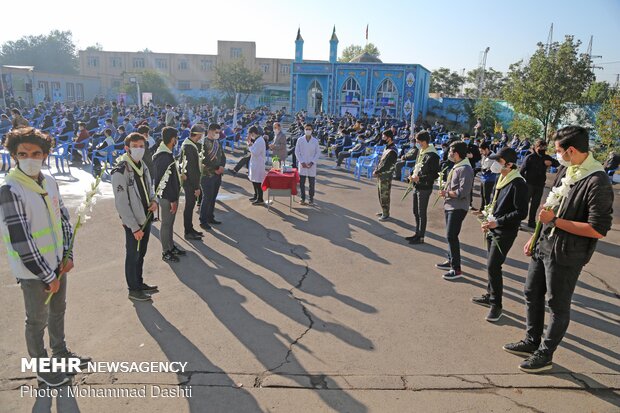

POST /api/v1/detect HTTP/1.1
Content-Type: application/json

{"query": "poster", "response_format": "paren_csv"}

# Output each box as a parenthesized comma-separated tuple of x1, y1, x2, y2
(142, 92, 153, 106)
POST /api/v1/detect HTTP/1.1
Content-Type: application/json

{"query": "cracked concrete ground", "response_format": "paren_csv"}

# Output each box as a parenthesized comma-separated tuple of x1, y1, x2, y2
(0, 156, 619, 412)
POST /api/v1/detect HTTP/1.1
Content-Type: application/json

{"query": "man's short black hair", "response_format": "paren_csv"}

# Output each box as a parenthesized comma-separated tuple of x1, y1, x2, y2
(382, 129, 394, 139)
(554, 126, 589, 153)
(415, 130, 430, 143)
(162, 126, 178, 144)
(248, 126, 259, 135)
(137, 124, 150, 135)
(461, 132, 470, 139)
(450, 141, 468, 159)
(304, 123, 313, 130)
(208, 123, 220, 131)
(124, 132, 146, 147)
(479, 141, 490, 150)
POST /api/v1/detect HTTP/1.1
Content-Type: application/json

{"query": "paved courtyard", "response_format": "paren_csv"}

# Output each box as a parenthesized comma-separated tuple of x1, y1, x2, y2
(1, 152, 619, 412)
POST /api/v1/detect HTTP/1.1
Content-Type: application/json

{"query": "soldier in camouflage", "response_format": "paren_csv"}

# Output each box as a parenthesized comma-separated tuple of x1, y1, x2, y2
(373, 129, 398, 221)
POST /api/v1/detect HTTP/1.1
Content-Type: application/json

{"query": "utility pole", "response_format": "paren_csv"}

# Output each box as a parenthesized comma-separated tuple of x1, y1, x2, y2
(546, 23, 554, 55)
(461, 68, 466, 96)
(477, 47, 490, 98)
(586, 35, 603, 71)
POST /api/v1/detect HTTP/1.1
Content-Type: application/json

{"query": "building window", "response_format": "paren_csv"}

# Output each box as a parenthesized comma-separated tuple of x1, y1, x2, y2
(375, 79, 398, 112)
(38, 81, 50, 99)
(279, 64, 290, 75)
(133, 58, 145, 68)
(155, 58, 168, 69)
(340, 77, 361, 105)
(110, 57, 122, 68)
(111, 79, 121, 89)
(200, 59, 212, 71)
(76, 83, 84, 101)
(260, 63, 270, 73)
(230, 48, 242, 59)
(200, 82, 210, 90)
(178, 81, 191, 90)
(51, 81, 61, 94)
(178, 60, 189, 70)
(66, 83, 75, 102)
(87, 56, 99, 67)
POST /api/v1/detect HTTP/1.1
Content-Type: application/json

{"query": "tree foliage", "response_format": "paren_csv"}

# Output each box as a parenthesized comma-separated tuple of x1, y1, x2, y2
(121, 70, 177, 105)
(430, 67, 464, 96)
(214, 59, 263, 99)
(509, 114, 543, 140)
(464, 67, 507, 99)
(581, 81, 614, 105)
(339, 43, 380, 62)
(596, 91, 620, 152)
(503, 35, 594, 140)
(0, 30, 79, 74)
(85, 43, 103, 51)
(472, 98, 500, 131)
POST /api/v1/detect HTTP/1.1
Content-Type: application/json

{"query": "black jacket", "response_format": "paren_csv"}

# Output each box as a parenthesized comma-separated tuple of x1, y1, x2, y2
(538, 167, 614, 267)
(520, 151, 559, 187)
(467, 143, 481, 168)
(491, 176, 528, 232)
(415, 152, 440, 190)
(152, 150, 181, 202)
(180, 141, 200, 191)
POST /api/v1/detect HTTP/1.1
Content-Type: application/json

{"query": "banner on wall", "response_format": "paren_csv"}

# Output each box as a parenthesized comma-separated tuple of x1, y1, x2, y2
(142, 92, 153, 106)
(404, 72, 416, 117)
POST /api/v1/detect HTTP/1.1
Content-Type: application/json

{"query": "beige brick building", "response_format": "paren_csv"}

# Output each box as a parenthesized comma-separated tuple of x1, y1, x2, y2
(78, 40, 293, 100)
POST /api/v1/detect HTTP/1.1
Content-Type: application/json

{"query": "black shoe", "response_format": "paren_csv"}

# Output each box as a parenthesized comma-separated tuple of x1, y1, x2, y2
(443, 269, 463, 280)
(228, 168, 237, 176)
(171, 246, 186, 256)
(128, 289, 152, 302)
(53, 350, 92, 369)
(162, 251, 179, 262)
(249, 197, 257, 202)
(200, 223, 212, 231)
(185, 232, 202, 240)
(252, 199, 264, 205)
(471, 294, 491, 307)
(503, 340, 539, 357)
(519, 350, 553, 373)
(404, 234, 418, 241)
(192, 230, 204, 236)
(435, 261, 451, 270)
(209, 219, 222, 225)
(308, 199, 314, 205)
(486, 305, 502, 322)
(140, 283, 159, 293)
(37, 372, 70, 387)
(408, 237, 424, 245)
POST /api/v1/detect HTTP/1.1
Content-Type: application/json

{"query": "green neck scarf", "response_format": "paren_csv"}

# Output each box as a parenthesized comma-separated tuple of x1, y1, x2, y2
(491, 168, 524, 205)
(416, 144, 437, 165)
(154, 142, 182, 185)
(445, 158, 470, 187)
(566, 152, 605, 182)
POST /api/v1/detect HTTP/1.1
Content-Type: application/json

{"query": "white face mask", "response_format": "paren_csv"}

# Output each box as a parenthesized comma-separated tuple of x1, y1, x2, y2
(415, 143, 422, 150)
(130, 147, 145, 162)
(490, 161, 503, 174)
(19, 159, 44, 176)
(305, 130, 312, 137)
(556, 151, 572, 167)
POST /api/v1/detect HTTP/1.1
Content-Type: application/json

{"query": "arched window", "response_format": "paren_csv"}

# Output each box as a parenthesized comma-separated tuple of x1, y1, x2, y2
(340, 77, 361, 105)
(307, 80, 323, 115)
(376, 79, 398, 113)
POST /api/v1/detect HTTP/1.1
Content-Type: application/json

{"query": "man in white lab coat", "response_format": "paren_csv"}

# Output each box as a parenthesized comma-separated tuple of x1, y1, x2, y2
(294, 123, 320, 205)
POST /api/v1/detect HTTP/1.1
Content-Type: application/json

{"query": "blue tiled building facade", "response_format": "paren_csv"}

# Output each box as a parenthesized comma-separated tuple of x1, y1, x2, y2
(290, 28, 431, 121)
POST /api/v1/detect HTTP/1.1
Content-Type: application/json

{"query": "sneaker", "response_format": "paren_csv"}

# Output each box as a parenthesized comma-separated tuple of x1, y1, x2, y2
(209, 219, 222, 225)
(37, 371, 70, 387)
(435, 261, 451, 270)
(503, 340, 539, 357)
(128, 290, 152, 302)
(471, 294, 491, 307)
(299, 199, 307, 205)
(378, 215, 389, 221)
(443, 269, 463, 280)
(171, 246, 186, 256)
(191, 230, 204, 237)
(53, 350, 92, 369)
(162, 251, 179, 262)
(308, 199, 314, 205)
(408, 237, 424, 245)
(519, 350, 553, 373)
(486, 305, 503, 322)
(404, 234, 418, 241)
(252, 199, 264, 206)
(375, 212, 383, 216)
(140, 284, 159, 293)
(199, 223, 212, 231)
(249, 197, 257, 202)
(185, 232, 202, 240)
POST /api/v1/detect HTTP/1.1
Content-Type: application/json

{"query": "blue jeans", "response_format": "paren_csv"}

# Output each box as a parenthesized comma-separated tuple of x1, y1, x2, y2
(200, 175, 221, 225)
(124, 223, 151, 291)
(444, 209, 467, 271)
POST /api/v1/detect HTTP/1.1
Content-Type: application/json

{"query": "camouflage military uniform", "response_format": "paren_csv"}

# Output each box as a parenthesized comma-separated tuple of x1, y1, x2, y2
(375, 144, 398, 217)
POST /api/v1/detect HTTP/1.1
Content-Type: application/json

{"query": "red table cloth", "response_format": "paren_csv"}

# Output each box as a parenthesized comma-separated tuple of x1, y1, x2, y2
(262, 168, 299, 195)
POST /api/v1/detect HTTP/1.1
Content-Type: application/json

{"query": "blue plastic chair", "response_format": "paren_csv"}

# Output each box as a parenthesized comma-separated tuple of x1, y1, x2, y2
(0, 146, 11, 171)
(344, 148, 365, 171)
(401, 160, 416, 182)
(354, 154, 379, 180)
(90, 146, 116, 175)
(373, 145, 385, 155)
(48, 141, 72, 174)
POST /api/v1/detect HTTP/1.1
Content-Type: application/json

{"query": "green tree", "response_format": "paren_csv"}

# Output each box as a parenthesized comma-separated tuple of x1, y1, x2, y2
(214, 59, 263, 101)
(121, 70, 176, 105)
(0, 30, 78, 74)
(430, 67, 465, 96)
(85, 43, 103, 51)
(338, 43, 380, 62)
(464, 67, 507, 99)
(581, 81, 613, 104)
(509, 114, 543, 140)
(595, 91, 620, 154)
(445, 101, 466, 124)
(504, 35, 594, 140)
(472, 98, 499, 131)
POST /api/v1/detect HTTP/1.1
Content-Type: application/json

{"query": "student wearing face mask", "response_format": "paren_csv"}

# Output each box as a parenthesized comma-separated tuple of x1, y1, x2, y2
(294, 123, 320, 205)
(373, 130, 399, 221)
(471, 148, 528, 322)
(0, 127, 91, 388)
(478, 142, 498, 211)
(111, 132, 159, 302)
(393, 135, 419, 181)
(519, 139, 559, 229)
(505, 126, 613, 373)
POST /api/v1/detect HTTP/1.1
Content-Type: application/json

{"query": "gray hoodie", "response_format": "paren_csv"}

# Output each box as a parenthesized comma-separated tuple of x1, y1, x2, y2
(111, 160, 157, 232)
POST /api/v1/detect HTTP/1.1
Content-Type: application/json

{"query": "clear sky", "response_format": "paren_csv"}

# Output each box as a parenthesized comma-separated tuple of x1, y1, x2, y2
(1, 0, 619, 82)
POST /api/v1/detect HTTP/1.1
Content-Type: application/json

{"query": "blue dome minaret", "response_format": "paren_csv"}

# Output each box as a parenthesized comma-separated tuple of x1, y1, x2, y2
(329, 26, 338, 63)
(295, 28, 304, 63)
